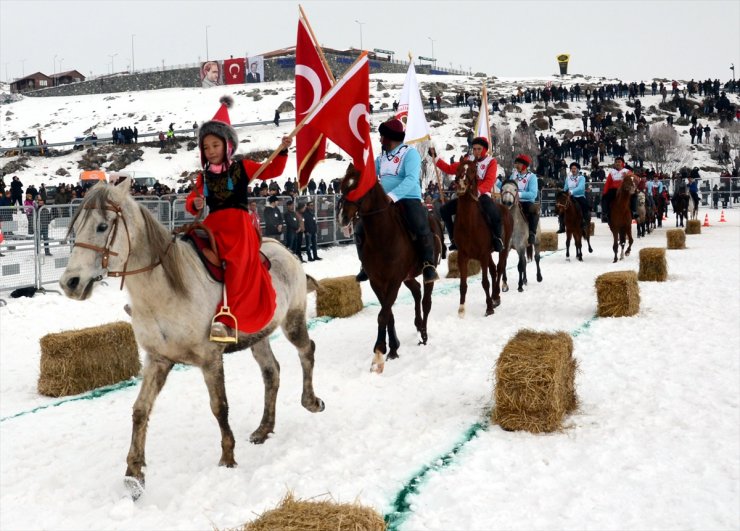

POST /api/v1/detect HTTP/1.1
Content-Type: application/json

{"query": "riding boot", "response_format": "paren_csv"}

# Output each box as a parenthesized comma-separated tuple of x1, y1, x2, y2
(354, 223, 368, 282)
(492, 221, 504, 252)
(420, 233, 439, 283)
(557, 214, 565, 233)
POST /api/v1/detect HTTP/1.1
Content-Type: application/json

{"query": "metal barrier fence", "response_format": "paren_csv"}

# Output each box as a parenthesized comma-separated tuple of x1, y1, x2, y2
(0, 195, 352, 297)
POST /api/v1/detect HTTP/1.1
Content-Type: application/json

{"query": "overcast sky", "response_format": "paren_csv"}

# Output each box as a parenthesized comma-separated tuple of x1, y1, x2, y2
(1, 0, 738, 83)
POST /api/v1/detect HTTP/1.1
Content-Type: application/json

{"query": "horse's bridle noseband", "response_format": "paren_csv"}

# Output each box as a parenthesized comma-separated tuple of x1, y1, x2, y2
(73, 198, 170, 289)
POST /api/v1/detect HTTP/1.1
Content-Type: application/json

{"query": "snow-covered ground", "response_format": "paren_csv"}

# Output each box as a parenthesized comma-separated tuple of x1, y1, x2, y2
(1, 209, 739, 530)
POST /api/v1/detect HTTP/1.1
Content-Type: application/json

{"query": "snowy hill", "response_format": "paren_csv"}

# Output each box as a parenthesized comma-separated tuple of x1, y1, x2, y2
(1, 73, 736, 192)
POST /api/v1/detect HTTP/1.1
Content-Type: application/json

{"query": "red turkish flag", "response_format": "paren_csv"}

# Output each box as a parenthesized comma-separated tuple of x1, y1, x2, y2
(224, 58, 246, 85)
(303, 53, 375, 201)
(295, 15, 333, 189)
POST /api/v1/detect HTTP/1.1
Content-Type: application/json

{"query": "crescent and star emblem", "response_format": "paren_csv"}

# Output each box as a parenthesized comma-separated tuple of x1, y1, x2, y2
(295, 64, 322, 115)
(348, 103, 369, 144)
(228, 63, 241, 80)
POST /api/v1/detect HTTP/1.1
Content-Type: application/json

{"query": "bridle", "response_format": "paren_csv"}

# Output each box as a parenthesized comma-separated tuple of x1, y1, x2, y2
(337, 187, 391, 223)
(456, 161, 479, 201)
(73, 198, 171, 289)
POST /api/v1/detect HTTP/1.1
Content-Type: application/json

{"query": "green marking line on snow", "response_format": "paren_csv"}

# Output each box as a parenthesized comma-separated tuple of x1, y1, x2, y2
(383, 313, 597, 531)
(0, 249, 562, 423)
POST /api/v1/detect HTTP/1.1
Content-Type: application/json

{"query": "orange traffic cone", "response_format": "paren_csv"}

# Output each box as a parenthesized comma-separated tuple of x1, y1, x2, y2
(703, 213, 710, 227)
(719, 210, 727, 222)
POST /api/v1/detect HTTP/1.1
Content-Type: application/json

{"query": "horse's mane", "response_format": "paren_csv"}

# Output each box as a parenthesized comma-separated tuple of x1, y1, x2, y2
(68, 183, 189, 298)
(500, 179, 518, 191)
(555, 190, 569, 202)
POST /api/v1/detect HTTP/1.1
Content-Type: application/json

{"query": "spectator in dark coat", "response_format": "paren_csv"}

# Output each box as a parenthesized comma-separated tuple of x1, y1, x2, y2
(10, 177, 23, 206)
(284, 199, 302, 261)
(302, 200, 320, 261)
(36, 198, 53, 255)
(263, 195, 284, 240)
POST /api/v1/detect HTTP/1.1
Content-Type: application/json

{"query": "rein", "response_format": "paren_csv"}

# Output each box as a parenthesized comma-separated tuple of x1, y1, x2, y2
(73, 198, 172, 290)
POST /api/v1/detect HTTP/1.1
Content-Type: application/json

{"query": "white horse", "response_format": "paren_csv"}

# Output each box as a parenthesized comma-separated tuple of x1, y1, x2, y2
(688, 193, 699, 220)
(59, 178, 324, 499)
(499, 179, 542, 292)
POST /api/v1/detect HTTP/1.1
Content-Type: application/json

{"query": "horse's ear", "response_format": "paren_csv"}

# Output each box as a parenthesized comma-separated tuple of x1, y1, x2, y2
(115, 176, 133, 194)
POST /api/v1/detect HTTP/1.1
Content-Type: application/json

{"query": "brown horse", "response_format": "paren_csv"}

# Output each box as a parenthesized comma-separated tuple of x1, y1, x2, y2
(671, 190, 689, 227)
(608, 174, 636, 262)
(555, 191, 593, 261)
(337, 164, 443, 373)
(453, 159, 511, 317)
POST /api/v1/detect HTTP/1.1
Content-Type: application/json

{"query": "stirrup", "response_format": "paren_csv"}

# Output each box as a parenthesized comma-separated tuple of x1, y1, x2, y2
(210, 311, 238, 344)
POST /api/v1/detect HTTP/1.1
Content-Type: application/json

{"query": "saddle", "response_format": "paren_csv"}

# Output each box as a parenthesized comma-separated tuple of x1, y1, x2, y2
(180, 222, 270, 283)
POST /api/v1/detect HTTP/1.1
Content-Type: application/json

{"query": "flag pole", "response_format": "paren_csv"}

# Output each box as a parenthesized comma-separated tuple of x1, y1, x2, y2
(251, 52, 367, 182)
(299, 5, 336, 84)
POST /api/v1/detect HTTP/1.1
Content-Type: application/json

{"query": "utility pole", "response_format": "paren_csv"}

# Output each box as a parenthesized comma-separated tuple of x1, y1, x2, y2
(205, 25, 211, 60)
(354, 20, 365, 51)
(131, 34, 135, 72)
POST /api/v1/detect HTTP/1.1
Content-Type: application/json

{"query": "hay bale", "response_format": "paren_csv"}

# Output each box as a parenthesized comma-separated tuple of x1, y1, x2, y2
(666, 229, 686, 249)
(38, 321, 140, 397)
(638, 247, 668, 282)
(595, 271, 640, 317)
(446, 250, 482, 278)
(492, 329, 577, 433)
(589, 221, 595, 236)
(685, 219, 701, 234)
(244, 492, 386, 531)
(316, 276, 363, 318)
(539, 231, 558, 251)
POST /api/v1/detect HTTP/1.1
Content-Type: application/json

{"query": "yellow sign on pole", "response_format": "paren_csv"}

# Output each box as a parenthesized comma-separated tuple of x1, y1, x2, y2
(556, 54, 570, 75)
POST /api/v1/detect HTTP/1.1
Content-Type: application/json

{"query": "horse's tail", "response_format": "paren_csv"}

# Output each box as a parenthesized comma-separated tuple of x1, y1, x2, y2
(306, 274, 320, 294)
(526, 243, 533, 261)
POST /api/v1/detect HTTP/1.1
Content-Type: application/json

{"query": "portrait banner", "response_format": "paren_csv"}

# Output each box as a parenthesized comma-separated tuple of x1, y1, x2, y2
(246, 56, 264, 83)
(201, 61, 223, 88)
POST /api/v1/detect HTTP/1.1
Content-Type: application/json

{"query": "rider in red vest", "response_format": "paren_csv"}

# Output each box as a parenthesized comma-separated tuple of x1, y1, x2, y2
(429, 137, 503, 252)
(185, 95, 292, 340)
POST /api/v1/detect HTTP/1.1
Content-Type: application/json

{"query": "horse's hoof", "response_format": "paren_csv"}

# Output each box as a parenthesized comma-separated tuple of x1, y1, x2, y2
(249, 428, 272, 444)
(566, 257, 571, 262)
(219, 456, 237, 468)
(386, 352, 399, 361)
(537, 274, 542, 282)
(502, 286, 509, 293)
(303, 396, 325, 412)
(370, 361, 384, 374)
(493, 298, 501, 308)
(578, 257, 583, 262)
(458, 305, 465, 318)
(517, 287, 523, 292)
(124, 476, 145, 501)
(485, 308, 494, 316)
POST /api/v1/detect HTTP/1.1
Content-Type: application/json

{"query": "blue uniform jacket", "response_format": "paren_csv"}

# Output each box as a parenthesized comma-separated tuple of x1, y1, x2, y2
(375, 144, 422, 202)
(563, 174, 586, 198)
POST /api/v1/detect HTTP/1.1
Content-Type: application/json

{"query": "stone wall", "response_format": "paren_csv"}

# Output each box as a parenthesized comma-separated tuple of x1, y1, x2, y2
(25, 53, 461, 98)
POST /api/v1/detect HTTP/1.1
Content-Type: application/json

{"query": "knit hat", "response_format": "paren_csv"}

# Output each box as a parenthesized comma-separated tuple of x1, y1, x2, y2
(378, 119, 405, 142)
(471, 137, 489, 150)
(199, 95, 239, 167)
(267, 195, 279, 203)
(514, 154, 531, 167)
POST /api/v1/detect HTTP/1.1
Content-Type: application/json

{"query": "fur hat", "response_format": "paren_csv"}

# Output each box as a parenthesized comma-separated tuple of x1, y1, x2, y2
(199, 95, 239, 166)
(378, 119, 405, 142)
(514, 154, 532, 167)
(471, 137, 489, 150)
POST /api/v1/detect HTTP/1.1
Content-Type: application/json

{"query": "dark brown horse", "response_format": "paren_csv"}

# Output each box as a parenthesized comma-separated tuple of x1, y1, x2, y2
(671, 190, 689, 227)
(453, 159, 511, 317)
(608, 174, 636, 262)
(555, 191, 593, 261)
(337, 165, 443, 373)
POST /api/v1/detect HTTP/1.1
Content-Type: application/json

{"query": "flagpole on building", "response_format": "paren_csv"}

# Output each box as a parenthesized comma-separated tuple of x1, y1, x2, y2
(251, 52, 368, 182)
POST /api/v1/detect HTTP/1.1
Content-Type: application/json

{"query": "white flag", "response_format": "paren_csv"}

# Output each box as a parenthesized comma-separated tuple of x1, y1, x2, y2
(474, 84, 491, 143)
(395, 60, 431, 145)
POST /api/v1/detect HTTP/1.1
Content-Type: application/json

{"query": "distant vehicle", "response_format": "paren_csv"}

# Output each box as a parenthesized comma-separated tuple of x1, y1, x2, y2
(45, 185, 59, 202)
(128, 170, 158, 189)
(79, 170, 107, 187)
(74, 133, 98, 150)
(3, 134, 44, 156)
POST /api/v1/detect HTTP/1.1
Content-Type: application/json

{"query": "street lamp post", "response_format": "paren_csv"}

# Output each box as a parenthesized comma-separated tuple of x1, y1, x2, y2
(20, 59, 26, 77)
(53, 54, 57, 86)
(131, 34, 135, 72)
(427, 37, 435, 67)
(108, 53, 118, 74)
(731, 63, 735, 82)
(205, 25, 211, 60)
(354, 20, 365, 51)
